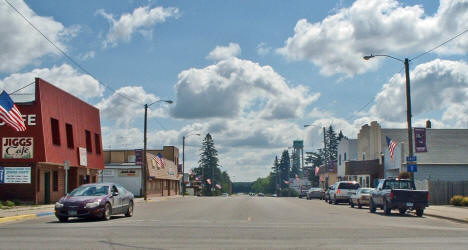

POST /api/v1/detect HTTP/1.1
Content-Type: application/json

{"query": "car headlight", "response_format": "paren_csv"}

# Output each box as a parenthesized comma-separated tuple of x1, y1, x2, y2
(55, 202, 64, 208)
(85, 200, 101, 208)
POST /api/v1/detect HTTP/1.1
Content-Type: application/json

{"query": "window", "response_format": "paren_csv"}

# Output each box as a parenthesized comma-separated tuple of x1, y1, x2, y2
(85, 130, 92, 152)
(52, 171, 58, 191)
(66, 123, 74, 149)
(344, 152, 347, 161)
(339, 154, 342, 165)
(95, 133, 101, 154)
(362, 152, 366, 160)
(51, 118, 60, 145)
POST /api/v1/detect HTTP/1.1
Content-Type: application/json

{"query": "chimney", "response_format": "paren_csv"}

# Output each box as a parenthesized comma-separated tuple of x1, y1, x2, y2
(426, 120, 431, 128)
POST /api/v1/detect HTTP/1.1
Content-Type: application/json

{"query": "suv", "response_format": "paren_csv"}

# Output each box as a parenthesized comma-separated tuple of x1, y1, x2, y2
(329, 181, 360, 204)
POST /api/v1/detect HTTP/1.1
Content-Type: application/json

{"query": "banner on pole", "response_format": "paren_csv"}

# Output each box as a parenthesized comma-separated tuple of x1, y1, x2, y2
(414, 128, 427, 153)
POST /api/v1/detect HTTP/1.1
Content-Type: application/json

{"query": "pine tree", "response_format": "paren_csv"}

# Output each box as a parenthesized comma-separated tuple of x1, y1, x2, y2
(197, 133, 219, 196)
(290, 150, 301, 178)
(327, 125, 338, 161)
(279, 150, 290, 189)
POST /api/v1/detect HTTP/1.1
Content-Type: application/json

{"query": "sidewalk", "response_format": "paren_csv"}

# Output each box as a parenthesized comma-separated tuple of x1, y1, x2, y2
(420, 205, 468, 224)
(0, 195, 182, 224)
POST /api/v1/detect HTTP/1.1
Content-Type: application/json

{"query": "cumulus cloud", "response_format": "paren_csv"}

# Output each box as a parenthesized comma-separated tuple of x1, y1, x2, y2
(0, 0, 75, 73)
(97, 5, 179, 47)
(369, 59, 468, 128)
(277, 0, 468, 76)
(79, 51, 95, 61)
(0, 64, 104, 101)
(206, 43, 241, 60)
(95, 86, 172, 127)
(257, 42, 271, 56)
(171, 55, 319, 120)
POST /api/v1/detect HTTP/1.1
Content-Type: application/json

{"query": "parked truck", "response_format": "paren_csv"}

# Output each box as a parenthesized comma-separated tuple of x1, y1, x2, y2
(369, 178, 429, 216)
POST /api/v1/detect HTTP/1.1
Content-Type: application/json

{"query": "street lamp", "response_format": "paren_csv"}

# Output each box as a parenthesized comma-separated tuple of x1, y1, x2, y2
(182, 133, 200, 197)
(363, 54, 414, 179)
(143, 99, 173, 201)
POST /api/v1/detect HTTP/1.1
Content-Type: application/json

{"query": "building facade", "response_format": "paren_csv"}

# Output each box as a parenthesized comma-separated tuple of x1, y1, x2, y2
(0, 78, 104, 204)
(103, 146, 180, 197)
(337, 138, 358, 178)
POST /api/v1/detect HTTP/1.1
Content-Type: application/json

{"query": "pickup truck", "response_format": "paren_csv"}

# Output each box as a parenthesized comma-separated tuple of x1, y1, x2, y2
(369, 178, 429, 216)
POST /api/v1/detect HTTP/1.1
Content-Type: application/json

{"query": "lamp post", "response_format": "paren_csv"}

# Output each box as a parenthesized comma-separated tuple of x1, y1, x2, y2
(182, 133, 200, 197)
(363, 54, 414, 180)
(143, 99, 173, 201)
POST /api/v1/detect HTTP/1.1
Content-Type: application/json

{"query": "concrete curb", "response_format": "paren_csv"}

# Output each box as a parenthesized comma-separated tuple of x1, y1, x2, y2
(0, 211, 54, 224)
(423, 212, 468, 224)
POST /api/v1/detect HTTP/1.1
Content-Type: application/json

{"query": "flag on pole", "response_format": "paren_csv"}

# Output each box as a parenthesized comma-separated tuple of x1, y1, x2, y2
(315, 166, 320, 176)
(386, 136, 398, 162)
(0, 91, 26, 132)
(216, 184, 222, 189)
(206, 178, 211, 184)
(152, 153, 165, 169)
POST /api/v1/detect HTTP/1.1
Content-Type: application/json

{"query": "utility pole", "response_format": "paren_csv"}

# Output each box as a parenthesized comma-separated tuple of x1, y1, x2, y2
(182, 135, 185, 197)
(404, 58, 414, 180)
(323, 127, 327, 162)
(143, 104, 148, 200)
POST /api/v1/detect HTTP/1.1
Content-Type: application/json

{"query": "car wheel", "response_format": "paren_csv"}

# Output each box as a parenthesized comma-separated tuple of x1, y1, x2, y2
(333, 196, 338, 205)
(125, 201, 134, 217)
(328, 198, 332, 204)
(399, 208, 407, 215)
(103, 203, 112, 221)
(57, 216, 68, 222)
(383, 201, 391, 215)
(369, 199, 376, 213)
(416, 209, 424, 217)
(350, 201, 354, 208)
(357, 200, 362, 209)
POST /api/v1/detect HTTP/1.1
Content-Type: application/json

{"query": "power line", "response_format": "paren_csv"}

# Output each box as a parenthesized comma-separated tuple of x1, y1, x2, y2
(10, 81, 34, 94)
(4, 0, 139, 105)
(411, 28, 468, 62)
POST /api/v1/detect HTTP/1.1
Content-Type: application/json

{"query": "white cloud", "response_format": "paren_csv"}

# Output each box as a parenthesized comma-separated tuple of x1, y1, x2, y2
(257, 42, 271, 56)
(0, 0, 75, 73)
(95, 85, 172, 127)
(97, 6, 179, 47)
(206, 43, 241, 60)
(278, 0, 468, 76)
(369, 59, 468, 128)
(171, 54, 319, 120)
(79, 51, 95, 61)
(0, 64, 104, 101)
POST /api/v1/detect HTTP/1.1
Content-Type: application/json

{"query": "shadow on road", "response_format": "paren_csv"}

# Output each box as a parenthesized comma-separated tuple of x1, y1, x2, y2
(48, 215, 127, 224)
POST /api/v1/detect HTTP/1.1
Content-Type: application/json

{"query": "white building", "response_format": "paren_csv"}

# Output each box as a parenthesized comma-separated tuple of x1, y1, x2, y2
(337, 138, 358, 178)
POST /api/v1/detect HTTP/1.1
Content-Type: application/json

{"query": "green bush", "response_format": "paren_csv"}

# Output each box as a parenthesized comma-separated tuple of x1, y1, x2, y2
(4, 200, 15, 207)
(280, 188, 298, 197)
(12, 199, 22, 206)
(462, 197, 468, 206)
(450, 195, 464, 206)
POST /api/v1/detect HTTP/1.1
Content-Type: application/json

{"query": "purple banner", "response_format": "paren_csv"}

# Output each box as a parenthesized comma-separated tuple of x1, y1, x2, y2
(414, 128, 427, 153)
(135, 149, 143, 165)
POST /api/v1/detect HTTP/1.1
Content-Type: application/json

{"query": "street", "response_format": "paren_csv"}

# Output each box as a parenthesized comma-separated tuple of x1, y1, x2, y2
(1, 196, 468, 249)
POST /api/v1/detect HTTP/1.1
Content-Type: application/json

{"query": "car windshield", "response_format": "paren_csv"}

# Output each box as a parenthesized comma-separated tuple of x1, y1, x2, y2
(339, 183, 360, 189)
(384, 180, 414, 189)
(69, 185, 109, 196)
(360, 189, 372, 194)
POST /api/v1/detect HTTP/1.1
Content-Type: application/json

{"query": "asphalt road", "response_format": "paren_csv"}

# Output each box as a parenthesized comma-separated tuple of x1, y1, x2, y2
(1, 195, 468, 249)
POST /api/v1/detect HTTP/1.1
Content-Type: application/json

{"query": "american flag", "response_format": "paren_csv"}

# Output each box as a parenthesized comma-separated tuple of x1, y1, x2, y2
(315, 166, 320, 176)
(152, 153, 165, 169)
(215, 184, 222, 189)
(386, 136, 398, 162)
(0, 91, 26, 132)
(295, 174, 299, 180)
(206, 178, 211, 185)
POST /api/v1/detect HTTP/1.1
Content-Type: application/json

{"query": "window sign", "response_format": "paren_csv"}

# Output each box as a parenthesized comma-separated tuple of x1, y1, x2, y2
(2, 137, 33, 159)
(79, 147, 87, 166)
(118, 169, 138, 177)
(0, 167, 31, 183)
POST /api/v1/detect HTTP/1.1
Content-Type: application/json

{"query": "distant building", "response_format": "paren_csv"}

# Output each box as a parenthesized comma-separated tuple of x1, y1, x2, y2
(337, 138, 358, 178)
(318, 161, 337, 189)
(0, 78, 104, 204)
(102, 146, 180, 197)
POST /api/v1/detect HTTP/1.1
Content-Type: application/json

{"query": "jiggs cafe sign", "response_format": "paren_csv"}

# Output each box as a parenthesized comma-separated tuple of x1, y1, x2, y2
(0, 167, 31, 183)
(2, 137, 34, 159)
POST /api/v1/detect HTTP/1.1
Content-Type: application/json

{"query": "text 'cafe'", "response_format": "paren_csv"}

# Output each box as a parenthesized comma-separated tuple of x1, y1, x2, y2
(0, 78, 104, 204)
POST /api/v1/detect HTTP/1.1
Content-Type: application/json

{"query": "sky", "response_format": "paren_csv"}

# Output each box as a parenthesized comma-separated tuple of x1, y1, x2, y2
(1, 0, 468, 182)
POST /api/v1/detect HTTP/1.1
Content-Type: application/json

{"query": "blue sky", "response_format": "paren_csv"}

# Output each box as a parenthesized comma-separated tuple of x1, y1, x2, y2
(1, 0, 467, 181)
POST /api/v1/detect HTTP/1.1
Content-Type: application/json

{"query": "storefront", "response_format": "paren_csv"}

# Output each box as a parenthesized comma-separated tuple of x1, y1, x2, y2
(0, 78, 104, 204)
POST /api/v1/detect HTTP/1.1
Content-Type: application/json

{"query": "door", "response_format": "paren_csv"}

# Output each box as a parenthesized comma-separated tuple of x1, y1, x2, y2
(111, 185, 122, 213)
(44, 172, 50, 204)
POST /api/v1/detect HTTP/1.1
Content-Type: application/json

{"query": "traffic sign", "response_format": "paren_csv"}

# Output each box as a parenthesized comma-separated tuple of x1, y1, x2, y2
(407, 164, 418, 172)
(406, 156, 417, 162)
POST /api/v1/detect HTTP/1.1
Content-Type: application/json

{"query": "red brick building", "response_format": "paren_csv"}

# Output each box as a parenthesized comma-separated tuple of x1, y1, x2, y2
(0, 78, 104, 204)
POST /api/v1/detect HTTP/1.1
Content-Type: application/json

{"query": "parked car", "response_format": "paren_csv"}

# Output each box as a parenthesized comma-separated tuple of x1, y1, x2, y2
(349, 188, 374, 208)
(272, 194, 278, 197)
(324, 185, 334, 203)
(329, 181, 360, 204)
(257, 193, 265, 197)
(307, 187, 324, 200)
(298, 185, 311, 198)
(222, 193, 229, 197)
(369, 178, 429, 216)
(54, 183, 134, 222)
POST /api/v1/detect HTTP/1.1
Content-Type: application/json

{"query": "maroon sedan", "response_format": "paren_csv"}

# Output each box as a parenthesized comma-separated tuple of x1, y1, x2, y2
(54, 183, 134, 222)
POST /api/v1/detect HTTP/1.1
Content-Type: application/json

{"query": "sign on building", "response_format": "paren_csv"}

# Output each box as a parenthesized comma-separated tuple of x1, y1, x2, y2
(79, 147, 87, 166)
(414, 128, 427, 153)
(0, 167, 31, 183)
(118, 169, 138, 177)
(135, 149, 142, 165)
(2, 137, 33, 159)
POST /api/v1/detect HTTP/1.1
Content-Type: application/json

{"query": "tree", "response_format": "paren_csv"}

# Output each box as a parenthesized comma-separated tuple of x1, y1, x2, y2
(279, 150, 290, 189)
(196, 133, 220, 196)
(272, 156, 280, 194)
(338, 130, 345, 141)
(326, 125, 339, 162)
(290, 150, 301, 179)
